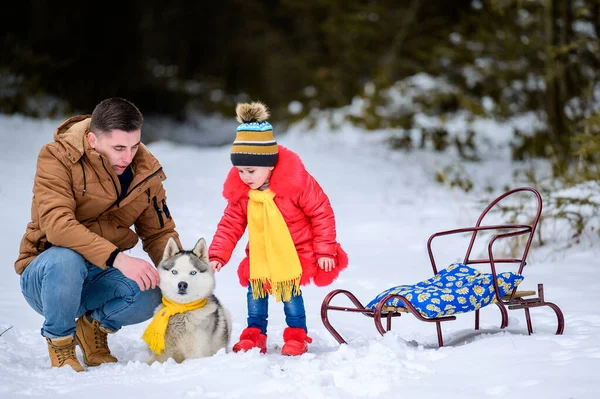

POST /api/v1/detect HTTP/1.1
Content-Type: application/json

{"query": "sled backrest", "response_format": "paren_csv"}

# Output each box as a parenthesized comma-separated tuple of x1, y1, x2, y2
(427, 187, 542, 276)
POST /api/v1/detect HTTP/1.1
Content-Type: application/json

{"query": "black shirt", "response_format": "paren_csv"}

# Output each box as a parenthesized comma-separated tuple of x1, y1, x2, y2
(118, 165, 133, 199)
(107, 165, 134, 267)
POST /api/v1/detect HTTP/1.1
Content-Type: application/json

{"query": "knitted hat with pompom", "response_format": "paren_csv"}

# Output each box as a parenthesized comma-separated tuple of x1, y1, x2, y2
(230, 102, 278, 167)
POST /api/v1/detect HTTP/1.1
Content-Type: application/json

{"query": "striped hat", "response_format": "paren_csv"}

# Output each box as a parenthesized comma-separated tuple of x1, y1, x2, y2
(230, 102, 278, 167)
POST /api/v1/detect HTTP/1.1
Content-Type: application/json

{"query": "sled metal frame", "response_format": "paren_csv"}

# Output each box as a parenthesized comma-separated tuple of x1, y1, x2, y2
(321, 187, 565, 347)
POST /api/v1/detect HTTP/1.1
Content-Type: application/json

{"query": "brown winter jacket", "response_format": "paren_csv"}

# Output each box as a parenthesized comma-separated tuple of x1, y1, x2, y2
(14, 115, 181, 275)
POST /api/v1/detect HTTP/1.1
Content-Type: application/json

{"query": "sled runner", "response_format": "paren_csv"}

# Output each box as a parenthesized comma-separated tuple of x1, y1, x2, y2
(321, 187, 565, 347)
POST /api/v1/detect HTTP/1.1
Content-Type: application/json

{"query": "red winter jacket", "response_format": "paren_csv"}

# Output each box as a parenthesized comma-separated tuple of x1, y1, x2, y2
(209, 145, 348, 287)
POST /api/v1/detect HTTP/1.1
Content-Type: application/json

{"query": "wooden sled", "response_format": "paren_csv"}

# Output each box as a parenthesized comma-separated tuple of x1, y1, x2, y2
(321, 187, 565, 347)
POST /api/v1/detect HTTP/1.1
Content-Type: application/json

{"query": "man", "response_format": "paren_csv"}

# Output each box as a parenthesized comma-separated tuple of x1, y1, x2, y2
(15, 97, 181, 372)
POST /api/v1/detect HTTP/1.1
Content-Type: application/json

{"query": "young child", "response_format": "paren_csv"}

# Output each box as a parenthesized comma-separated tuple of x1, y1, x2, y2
(209, 101, 348, 356)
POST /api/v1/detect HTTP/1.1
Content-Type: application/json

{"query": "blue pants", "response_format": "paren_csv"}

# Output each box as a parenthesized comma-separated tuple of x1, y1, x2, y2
(246, 285, 307, 334)
(20, 246, 161, 339)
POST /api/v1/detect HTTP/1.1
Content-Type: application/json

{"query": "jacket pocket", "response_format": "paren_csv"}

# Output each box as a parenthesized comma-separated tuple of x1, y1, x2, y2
(152, 196, 165, 228)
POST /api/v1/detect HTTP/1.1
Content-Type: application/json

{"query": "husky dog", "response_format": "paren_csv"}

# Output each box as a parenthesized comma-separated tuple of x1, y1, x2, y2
(146, 237, 232, 364)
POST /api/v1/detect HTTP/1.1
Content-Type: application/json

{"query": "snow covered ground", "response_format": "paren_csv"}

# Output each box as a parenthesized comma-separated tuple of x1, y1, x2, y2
(0, 113, 598, 398)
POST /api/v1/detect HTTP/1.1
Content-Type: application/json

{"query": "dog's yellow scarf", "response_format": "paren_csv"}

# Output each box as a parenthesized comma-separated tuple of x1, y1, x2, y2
(247, 188, 302, 302)
(142, 296, 207, 354)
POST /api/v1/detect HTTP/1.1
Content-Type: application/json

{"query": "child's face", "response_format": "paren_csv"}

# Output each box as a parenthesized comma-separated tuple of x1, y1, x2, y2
(236, 166, 274, 189)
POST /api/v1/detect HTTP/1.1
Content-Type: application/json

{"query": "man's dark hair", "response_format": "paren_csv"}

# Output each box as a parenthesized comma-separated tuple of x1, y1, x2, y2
(90, 98, 143, 135)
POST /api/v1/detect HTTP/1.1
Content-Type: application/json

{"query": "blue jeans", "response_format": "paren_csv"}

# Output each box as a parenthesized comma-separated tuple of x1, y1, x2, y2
(20, 246, 161, 339)
(247, 285, 307, 334)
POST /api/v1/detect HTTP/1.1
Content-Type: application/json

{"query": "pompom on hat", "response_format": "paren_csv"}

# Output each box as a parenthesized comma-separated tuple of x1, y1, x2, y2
(230, 102, 278, 167)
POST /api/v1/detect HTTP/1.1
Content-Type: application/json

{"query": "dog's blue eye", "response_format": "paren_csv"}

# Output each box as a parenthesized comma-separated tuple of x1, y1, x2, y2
(171, 270, 178, 275)
(190, 271, 197, 275)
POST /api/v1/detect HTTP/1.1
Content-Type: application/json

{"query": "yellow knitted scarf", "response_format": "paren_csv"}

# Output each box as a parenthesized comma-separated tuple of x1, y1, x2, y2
(142, 296, 207, 354)
(248, 188, 302, 302)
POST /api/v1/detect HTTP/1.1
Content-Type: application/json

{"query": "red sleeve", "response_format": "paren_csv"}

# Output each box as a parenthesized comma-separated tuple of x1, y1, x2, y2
(297, 174, 337, 257)
(209, 199, 247, 266)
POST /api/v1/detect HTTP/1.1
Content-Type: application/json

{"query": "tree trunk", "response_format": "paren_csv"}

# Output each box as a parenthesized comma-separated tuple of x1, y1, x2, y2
(543, 0, 572, 166)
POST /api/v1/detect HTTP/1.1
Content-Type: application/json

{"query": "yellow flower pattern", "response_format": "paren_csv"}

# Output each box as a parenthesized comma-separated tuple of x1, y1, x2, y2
(426, 304, 441, 313)
(418, 293, 431, 302)
(441, 294, 455, 302)
(366, 263, 524, 319)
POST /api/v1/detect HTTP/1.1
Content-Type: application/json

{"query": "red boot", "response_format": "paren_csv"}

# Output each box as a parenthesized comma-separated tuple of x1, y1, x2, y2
(232, 327, 267, 354)
(281, 327, 312, 356)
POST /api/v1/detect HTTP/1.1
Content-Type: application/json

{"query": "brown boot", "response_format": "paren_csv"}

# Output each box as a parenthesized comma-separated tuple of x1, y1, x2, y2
(46, 336, 85, 372)
(75, 316, 118, 366)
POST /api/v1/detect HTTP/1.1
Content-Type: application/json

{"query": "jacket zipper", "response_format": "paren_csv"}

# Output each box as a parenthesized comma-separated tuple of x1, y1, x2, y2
(80, 162, 87, 196)
(125, 167, 164, 198)
(103, 165, 164, 211)
(161, 199, 171, 219)
(153, 196, 165, 228)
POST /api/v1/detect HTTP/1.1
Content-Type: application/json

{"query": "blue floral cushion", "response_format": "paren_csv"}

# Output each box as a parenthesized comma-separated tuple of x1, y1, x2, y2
(365, 263, 524, 318)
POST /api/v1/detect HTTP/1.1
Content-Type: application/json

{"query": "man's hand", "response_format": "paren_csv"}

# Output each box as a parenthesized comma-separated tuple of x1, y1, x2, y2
(317, 257, 335, 272)
(113, 252, 159, 290)
(210, 260, 223, 272)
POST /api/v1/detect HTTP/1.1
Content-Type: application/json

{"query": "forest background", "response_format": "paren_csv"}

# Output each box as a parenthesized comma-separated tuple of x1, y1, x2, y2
(2, 0, 599, 244)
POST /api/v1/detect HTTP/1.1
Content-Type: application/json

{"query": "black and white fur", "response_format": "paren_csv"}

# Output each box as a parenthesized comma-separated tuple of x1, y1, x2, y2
(146, 237, 232, 364)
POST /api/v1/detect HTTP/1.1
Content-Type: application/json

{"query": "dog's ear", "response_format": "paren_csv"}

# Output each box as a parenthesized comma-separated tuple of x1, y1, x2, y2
(192, 238, 208, 262)
(162, 237, 180, 262)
